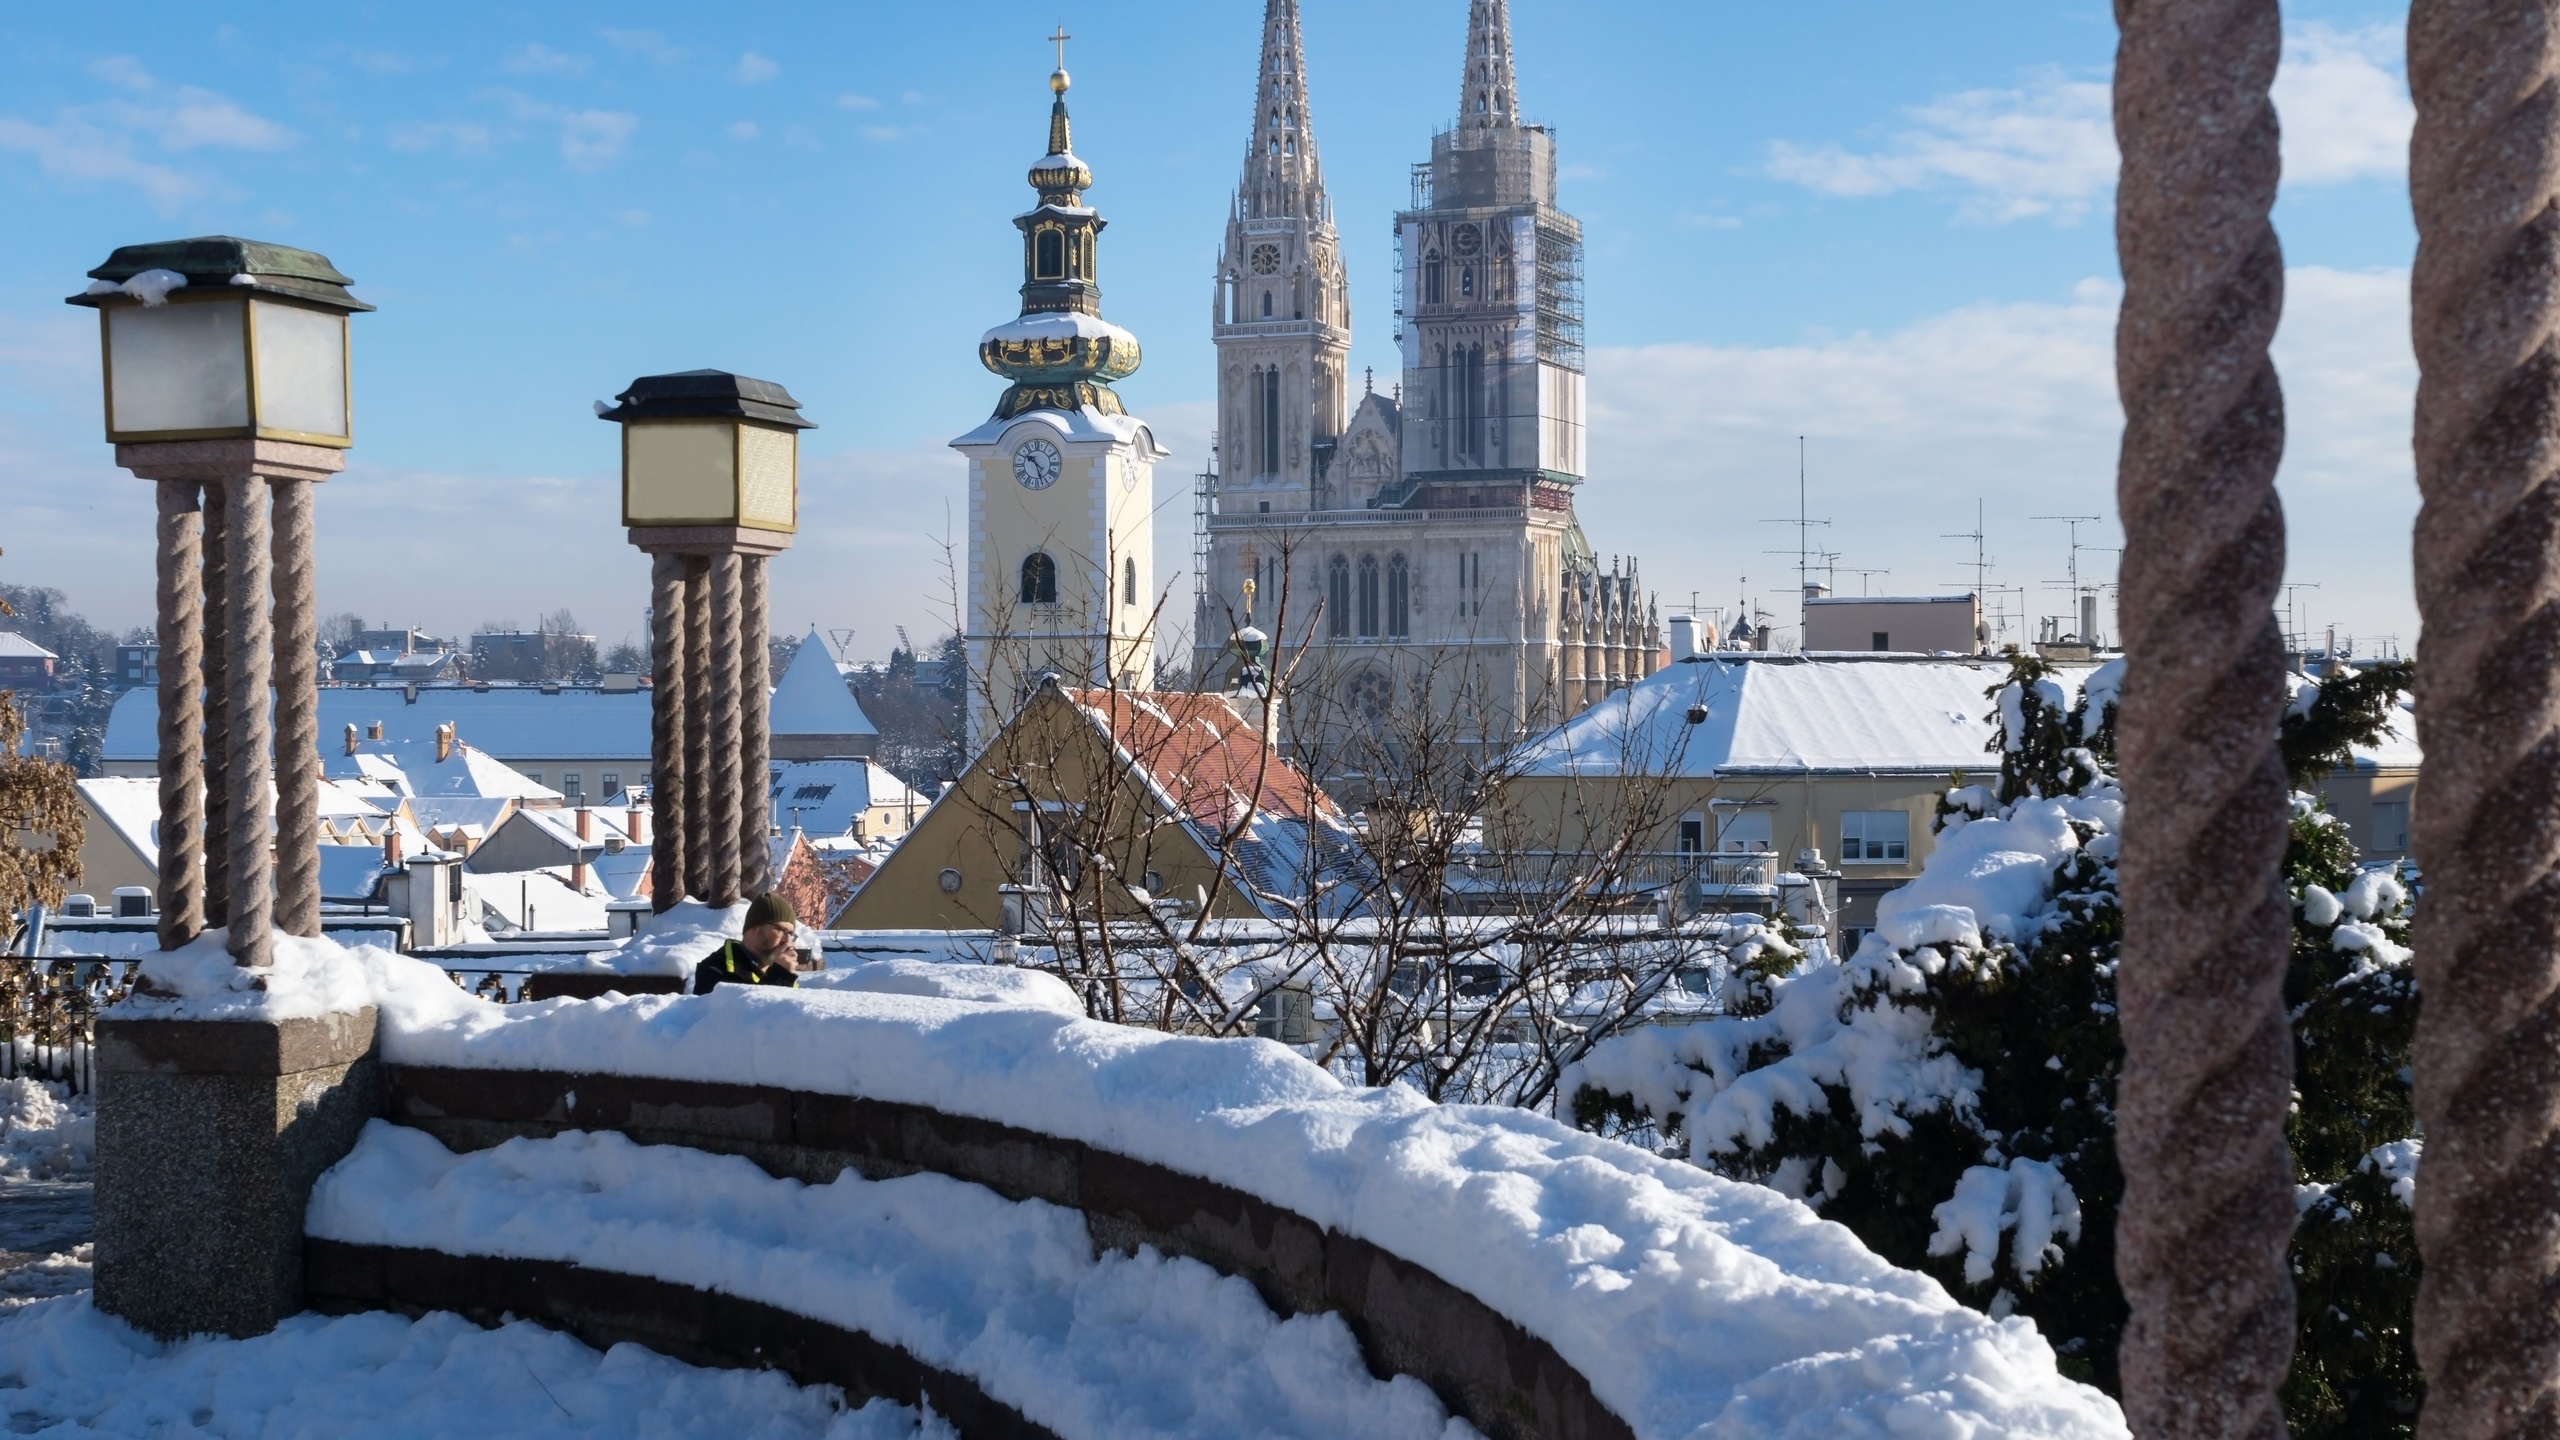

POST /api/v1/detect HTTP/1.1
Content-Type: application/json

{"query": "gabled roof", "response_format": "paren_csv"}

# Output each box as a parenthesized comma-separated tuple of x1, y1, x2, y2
(0, 633, 56, 660)
(325, 737, 559, 801)
(1513, 655, 2101, 779)
(768, 629, 877, 740)
(102, 685, 655, 765)
(769, 758, 914, 836)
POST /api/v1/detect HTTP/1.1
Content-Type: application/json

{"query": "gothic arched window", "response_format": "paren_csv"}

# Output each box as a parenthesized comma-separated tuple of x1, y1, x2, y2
(1262, 290, 1273, 318)
(1020, 552, 1058, 606)
(1259, 368, 1282, 476)
(1123, 556, 1138, 607)
(1328, 556, 1350, 638)
(1387, 554, 1410, 639)
(1423, 252, 1444, 306)
(1035, 229, 1064, 280)
(1357, 555, 1381, 638)
(1461, 266, 1475, 298)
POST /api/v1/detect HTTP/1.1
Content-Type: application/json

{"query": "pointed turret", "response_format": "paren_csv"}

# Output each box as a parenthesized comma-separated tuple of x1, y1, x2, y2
(1240, 0, 1329, 222)
(1458, 0, 1519, 130)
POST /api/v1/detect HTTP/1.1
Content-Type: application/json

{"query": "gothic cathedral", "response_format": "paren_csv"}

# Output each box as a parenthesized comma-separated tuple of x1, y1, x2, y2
(1196, 0, 1661, 745)
(954, 51, 1166, 750)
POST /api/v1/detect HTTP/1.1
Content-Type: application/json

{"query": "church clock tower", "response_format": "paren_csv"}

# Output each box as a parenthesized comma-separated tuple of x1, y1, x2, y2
(954, 40, 1168, 751)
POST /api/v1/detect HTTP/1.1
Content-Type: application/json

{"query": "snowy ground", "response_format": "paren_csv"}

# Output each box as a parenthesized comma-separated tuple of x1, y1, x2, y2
(0, 1076, 95, 1314)
(0, 1298, 949, 1438)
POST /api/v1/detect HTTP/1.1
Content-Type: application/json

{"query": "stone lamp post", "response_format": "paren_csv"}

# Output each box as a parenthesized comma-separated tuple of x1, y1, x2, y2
(68, 235, 371, 967)
(74, 237, 382, 1342)
(597, 370, 812, 913)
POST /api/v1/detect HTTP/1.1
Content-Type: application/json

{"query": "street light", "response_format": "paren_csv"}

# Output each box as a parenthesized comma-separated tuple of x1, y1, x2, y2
(66, 236, 370, 448)
(598, 369, 812, 535)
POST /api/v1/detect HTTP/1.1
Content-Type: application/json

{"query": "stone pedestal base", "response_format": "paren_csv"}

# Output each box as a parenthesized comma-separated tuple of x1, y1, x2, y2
(93, 1009, 380, 1339)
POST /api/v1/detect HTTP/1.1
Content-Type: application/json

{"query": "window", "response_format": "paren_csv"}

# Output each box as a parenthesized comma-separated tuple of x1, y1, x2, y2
(1260, 368, 1281, 475)
(1020, 551, 1058, 605)
(1423, 253, 1444, 305)
(1841, 810, 1911, 863)
(560, 772, 582, 803)
(1461, 265, 1475, 298)
(2370, 800, 2410, 854)
(1123, 556, 1138, 607)
(601, 771, 622, 799)
(1717, 809, 1773, 853)
(1872, 631, 1891, 651)
(1261, 289, 1273, 317)
(1386, 554, 1410, 638)
(1357, 555, 1381, 638)
(1677, 812, 1706, 855)
(1328, 556, 1350, 637)
(1035, 228, 1064, 279)
(524, 771, 543, 787)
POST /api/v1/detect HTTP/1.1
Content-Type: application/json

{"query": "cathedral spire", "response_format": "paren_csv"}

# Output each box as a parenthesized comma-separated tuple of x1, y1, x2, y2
(1457, 0, 1519, 130)
(1240, 0, 1326, 220)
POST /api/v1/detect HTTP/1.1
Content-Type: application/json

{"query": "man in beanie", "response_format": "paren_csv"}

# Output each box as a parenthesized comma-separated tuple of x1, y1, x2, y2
(695, 892, 802, 993)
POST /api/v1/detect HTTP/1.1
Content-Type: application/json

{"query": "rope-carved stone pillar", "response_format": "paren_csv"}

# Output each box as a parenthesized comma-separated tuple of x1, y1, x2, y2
(739, 555, 772, 896)
(707, 554, 744, 907)
(270, 478, 320, 938)
(648, 554, 690, 914)
(2109, 0, 2296, 1434)
(219, 476, 276, 969)
(201, 483, 232, 930)
(2408, 7, 2560, 1435)
(153, 482, 205, 950)
(602, 370, 810, 920)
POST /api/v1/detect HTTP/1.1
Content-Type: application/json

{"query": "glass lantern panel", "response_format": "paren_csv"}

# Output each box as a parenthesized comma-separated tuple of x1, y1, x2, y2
(107, 300, 249, 436)
(737, 425, 796, 530)
(250, 299, 349, 439)
(625, 419, 737, 524)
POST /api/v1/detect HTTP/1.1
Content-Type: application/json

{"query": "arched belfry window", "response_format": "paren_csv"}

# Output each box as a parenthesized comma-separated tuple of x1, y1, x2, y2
(1020, 551, 1058, 606)
(1357, 555, 1382, 638)
(1387, 554, 1410, 638)
(1035, 229, 1065, 280)
(1423, 252, 1444, 306)
(1461, 266, 1475, 298)
(1261, 290, 1273, 318)
(1122, 556, 1138, 607)
(1328, 556, 1351, 638)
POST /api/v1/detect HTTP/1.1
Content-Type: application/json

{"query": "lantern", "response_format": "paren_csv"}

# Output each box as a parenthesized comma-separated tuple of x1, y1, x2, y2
(597, 370, 813, 534)
(66, 236, 368, 447)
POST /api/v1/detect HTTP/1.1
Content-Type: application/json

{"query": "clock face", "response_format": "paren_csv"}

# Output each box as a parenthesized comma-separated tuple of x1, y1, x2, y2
(1250, 243, 1281, 275)
(1120, 456, 1139, 492)
(1012, 439, 1062, 491)
(1450, 223, 1483, 257)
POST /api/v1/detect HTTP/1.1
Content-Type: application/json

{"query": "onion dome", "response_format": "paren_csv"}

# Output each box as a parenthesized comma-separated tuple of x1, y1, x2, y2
(979, 54, 1142, 420)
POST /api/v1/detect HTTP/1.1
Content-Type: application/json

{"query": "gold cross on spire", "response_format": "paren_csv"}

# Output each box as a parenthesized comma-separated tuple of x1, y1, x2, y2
(1049, 26, 1071, 71)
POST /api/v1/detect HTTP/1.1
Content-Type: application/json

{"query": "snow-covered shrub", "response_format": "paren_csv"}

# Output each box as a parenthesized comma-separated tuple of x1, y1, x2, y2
(1571, 652, 2425, 1425)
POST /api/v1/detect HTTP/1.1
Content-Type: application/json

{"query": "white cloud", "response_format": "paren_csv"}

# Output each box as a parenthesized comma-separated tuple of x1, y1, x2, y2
(387, 119, 493, 155)
(495, 93, 636, 170)
(0, 115, 198, 207)
(2275, 22, 2412, 184)
(616, 207, 650, 227)
(734, 52, 778, 84)
(0, 84, 292, 210)
(601, 29, 681, 63)
(1576, 268, 2417, 649)
(124, 88, 297, 150)
(838, 92, 880, 110)
(859, 123, 913, 143)
(1767, 23, 2410, 223)
(727, 120, 758, 141)
(501, 43, 589, 76)
(86, 55, 155, 92)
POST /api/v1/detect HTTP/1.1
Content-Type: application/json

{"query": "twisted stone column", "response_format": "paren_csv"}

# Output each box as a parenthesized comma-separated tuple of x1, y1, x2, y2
(220, 479, 275, 969)
(154, 481, 205, 950)
(649, 554, 689, 913)
(2109, 0, 2295, 1434)
(738, 556, 771, 897)
(201, 481, 232, 930)
(269, 479, 319, 939)
(2408, 6, 2560, 1435)
(707, 554, 743, 908)
(684, 557, 713, 905)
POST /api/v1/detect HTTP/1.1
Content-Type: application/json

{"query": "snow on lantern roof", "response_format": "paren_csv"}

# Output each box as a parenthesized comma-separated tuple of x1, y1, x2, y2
(768, 629, 877, 741)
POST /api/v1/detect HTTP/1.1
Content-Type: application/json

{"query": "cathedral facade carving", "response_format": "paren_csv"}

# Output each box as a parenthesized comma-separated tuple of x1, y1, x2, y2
(1195, 0, 1660, 744)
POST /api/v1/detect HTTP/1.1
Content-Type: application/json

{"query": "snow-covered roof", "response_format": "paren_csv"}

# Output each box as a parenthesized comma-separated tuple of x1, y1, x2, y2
(325, 737, 559, 802)
(978, 311, 1135, 346)
(1515, 655, 2103, 779)
(769, 758, 912, 836)
(78, 776, 161, 862)
(769, 629, 876, 740)
(2289, 667, 2424, 771)
(102, 685, 655, 765)
(0, 632, 55, 660)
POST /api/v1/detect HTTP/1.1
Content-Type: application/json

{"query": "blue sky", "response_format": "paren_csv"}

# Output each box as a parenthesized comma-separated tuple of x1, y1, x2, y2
(0, 1, 2419, 662)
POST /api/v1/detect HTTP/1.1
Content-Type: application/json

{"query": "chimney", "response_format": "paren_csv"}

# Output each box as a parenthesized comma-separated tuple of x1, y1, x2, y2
(383, 829, 403, 867)
(435, 723, 454, 763)
(343, 722, 359, 756)
(1668, 615, 1698, 662)
(627, 805, 649, 845)
(572, 806, 592, 892)
(2079, 592, 2099, 647)
(368, 720, 384, 740)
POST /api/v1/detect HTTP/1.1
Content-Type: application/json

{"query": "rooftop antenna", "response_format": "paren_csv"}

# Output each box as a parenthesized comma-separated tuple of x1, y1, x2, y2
(2033, 514, 2105, 604)
(1838, 567, 1890, 596)
(1944, 498, 1993, 597)
(829, 628, 859, 664)
(2279, 582, 2322, 651)
(1759, 436, 1831, 595)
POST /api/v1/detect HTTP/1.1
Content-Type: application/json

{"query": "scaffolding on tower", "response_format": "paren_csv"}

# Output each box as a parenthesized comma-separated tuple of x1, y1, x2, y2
(1193, 430, 1220, 673)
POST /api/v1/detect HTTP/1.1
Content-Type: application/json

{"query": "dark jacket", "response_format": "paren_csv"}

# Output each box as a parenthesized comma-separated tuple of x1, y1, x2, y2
(694, 940, 799, 995)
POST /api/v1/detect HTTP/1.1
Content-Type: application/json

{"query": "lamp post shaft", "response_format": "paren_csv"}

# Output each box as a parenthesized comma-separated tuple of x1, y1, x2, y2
(649, 554, 689, 913)
(201, 482, 232, 930)
(739, 555, 771, 896)
(220, 477, 274, 969)
(708, 554, 743, 907)
(271, 479, 320, 938)
(683, 556, 713, 905)
(153, 480, 205, 950)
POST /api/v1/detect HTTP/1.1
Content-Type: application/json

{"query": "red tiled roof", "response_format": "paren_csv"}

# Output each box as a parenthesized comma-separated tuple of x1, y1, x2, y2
(1064, 689, 1336, 835)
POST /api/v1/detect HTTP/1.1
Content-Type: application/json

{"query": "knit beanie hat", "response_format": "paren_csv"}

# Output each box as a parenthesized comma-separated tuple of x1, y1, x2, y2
(744, 892, 797, 929)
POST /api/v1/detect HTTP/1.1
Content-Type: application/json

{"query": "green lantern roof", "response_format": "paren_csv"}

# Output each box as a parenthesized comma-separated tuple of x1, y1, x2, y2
(597, 369, 816, 430)
(65, 235, 372, 312)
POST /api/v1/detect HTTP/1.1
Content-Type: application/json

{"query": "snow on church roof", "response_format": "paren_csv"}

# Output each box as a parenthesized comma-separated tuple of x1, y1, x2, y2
(768, 629, 876, 739)
(1515, 655, 2101, 779)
